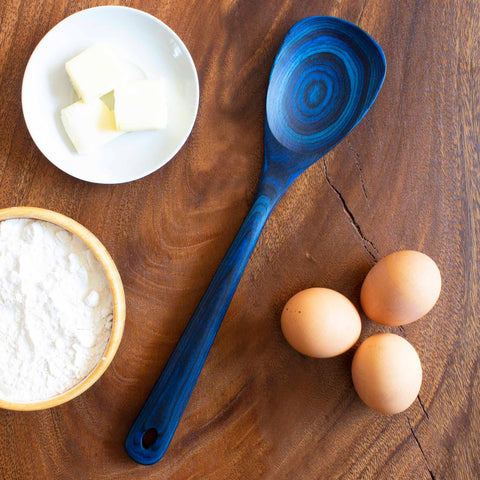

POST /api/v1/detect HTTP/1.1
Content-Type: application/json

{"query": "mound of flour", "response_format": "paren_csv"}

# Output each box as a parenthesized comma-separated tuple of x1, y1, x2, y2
(0, 218, 113, 402)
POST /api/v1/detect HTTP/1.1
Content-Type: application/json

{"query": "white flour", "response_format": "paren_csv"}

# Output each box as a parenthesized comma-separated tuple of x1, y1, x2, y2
(0, 218, 113, 402)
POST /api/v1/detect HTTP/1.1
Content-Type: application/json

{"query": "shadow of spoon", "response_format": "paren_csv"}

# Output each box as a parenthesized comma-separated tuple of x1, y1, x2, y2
(125, 16, 386, 465)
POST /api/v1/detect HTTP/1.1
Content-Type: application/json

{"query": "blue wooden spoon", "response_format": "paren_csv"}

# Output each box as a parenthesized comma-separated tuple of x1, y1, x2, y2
(125, 16, 386, 464)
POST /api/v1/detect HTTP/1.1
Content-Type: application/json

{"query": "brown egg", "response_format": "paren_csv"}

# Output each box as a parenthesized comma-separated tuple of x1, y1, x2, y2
(360, 250, 441, 326)
(281, 288, 361, 358)
(351, 333, 422, 414)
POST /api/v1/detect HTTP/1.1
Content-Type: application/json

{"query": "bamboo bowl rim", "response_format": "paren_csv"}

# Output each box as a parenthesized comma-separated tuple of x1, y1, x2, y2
(0, 207, 126, 411)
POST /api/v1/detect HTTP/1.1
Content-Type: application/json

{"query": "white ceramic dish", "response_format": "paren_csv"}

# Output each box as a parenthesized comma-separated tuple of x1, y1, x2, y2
(22, 6, 199, 184)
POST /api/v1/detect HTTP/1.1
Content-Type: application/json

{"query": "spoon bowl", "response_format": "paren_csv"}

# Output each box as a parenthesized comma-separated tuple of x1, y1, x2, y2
(125, 16, 386, 465)
(265, 16, 385, 184)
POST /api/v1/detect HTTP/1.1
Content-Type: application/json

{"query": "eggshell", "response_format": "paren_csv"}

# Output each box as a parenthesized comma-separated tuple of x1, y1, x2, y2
(281, 288, 361, 358)
(351, 333, 422, 414)
(360, 250, 441, 326)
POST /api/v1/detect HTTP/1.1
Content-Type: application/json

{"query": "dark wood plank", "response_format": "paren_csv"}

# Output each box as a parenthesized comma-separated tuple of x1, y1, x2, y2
(0, 0, 478, 478)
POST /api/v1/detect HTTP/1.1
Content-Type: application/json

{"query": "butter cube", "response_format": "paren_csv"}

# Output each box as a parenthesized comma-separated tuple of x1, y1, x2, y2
(61, 99, 124, 154)
(66, 44, 125, 103)
(114, 79, 168, 131)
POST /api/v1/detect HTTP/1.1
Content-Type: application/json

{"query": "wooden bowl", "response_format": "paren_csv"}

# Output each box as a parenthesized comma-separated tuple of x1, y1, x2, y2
(0, 207, 126, 411)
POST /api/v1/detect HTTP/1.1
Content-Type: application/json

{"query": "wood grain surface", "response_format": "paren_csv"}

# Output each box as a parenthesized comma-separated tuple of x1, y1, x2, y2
(0, 0, 479, 479)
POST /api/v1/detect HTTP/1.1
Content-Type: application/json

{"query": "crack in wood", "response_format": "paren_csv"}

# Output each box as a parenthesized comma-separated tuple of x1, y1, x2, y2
(354, 155, 370, 204)
(358, 0, 368, 25)
(347, 136, 370, 206)
(322, 159, 379, 262)
(406, 416, 436, 480)
(417, 394, 430, 419)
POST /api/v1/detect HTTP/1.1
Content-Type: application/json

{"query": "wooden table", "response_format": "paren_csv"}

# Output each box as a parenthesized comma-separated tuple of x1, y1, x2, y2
(1, 1, 478, 478)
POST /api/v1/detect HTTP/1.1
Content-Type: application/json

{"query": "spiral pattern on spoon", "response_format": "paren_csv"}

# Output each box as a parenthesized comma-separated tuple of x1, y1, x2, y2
(267, 17, 385, 153)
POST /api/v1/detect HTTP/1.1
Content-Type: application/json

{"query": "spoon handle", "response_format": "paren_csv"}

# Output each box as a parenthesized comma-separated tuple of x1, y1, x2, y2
(125, 179, 283, 465)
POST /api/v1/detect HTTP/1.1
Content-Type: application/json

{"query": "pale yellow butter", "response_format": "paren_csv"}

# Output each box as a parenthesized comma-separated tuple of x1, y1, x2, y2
(114, 79, 168, 131)
(61, 99, 124, 154)
(65, 44, 125, 103)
